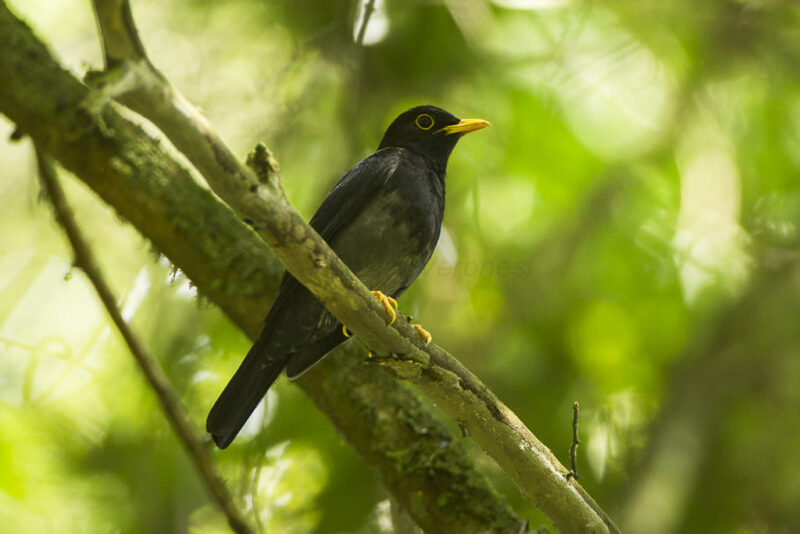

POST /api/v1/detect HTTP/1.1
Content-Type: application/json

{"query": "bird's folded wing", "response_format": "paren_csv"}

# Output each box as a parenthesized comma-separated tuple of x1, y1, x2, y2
(258, 147, 404, 336)
(309, 147, 403, 241)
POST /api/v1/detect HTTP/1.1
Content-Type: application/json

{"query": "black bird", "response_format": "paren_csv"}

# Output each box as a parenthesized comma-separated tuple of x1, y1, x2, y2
(207, 105, 489, 448)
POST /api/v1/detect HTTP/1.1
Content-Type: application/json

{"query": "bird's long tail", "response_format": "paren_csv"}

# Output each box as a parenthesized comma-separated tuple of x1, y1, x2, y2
(206, 337, 290, 449)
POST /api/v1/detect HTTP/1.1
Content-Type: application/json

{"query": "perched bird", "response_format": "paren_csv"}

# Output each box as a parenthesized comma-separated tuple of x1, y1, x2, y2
(207, 105, 489, 448)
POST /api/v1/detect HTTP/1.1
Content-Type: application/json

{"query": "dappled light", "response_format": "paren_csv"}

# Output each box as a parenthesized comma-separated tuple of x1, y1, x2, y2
(2, 0, 800, 532)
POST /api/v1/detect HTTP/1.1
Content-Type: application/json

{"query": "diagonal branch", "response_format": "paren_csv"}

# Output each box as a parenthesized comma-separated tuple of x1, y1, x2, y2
(34, 147, 255, 534)
(89, 0, 282, 209)
(86, 1, 618, 531)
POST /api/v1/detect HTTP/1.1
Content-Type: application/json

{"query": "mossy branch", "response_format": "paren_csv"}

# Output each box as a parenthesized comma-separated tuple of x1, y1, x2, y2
(0, 4, 522, 532)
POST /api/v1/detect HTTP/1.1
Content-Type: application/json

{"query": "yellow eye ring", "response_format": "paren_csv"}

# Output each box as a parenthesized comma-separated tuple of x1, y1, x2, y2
(415, 113, 435, 130)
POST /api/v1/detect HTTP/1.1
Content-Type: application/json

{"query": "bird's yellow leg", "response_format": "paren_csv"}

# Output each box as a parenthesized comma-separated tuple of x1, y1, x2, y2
(371, 290, 398, 324)
(413, 324, 432, 345)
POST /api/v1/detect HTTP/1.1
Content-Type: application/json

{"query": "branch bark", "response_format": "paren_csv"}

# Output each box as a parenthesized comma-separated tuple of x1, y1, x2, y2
(1, 2, 618, 531)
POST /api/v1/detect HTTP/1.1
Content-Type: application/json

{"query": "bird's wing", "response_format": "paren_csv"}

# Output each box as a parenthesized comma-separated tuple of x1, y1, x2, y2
(309, 147, 402, 241)
(206, 149, 404, 446)
(260, 147, 404, 334)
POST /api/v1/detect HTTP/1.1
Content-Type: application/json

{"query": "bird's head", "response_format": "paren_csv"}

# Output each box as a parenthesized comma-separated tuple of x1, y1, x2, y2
(378, 105, 489, 173)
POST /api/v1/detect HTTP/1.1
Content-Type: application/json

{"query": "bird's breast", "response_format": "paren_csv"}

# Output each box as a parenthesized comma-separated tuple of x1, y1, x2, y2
(331, 173, 443, 297)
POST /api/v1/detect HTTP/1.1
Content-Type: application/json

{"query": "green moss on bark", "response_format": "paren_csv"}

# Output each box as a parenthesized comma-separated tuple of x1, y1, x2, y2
(0, 5, 524, 532)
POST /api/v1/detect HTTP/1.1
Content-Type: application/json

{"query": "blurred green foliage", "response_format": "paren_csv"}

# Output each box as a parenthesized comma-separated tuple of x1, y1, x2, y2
(2, 0, 800, 532)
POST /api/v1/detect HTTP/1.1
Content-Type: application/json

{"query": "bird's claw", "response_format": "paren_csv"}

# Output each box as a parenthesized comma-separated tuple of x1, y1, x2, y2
(371, 290, 398, 324)
(413, 324, 432, 345)
(346, 289, 398, 334)
(367, 291, 427, 343)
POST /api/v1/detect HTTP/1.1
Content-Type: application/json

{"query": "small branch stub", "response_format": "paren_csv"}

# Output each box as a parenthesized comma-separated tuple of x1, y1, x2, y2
(246, 143, 281, 186)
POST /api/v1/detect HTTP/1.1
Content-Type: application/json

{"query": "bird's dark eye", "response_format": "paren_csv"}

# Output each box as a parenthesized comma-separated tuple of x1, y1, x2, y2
(415, 113, 435, 130)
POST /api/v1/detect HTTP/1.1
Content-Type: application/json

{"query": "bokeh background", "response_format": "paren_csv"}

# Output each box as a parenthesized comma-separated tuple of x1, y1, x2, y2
(2, 0, 800, 532)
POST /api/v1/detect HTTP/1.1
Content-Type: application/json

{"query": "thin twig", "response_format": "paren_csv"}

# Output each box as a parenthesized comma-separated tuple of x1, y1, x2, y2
(355, 0, 377, 47)
(567, 401, 581, 481)
(34, 146, 255, 534)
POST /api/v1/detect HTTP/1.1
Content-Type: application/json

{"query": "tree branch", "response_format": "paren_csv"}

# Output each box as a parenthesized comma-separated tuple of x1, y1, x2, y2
(34, 147, 255, 534)
(86, 1, 618, 531)
(92, 0, 147, 66)
(371, 350, 614, 533)
(0, 5, 522, 532)
(89, 0, 286, 214)
(355, 0, 378, 47)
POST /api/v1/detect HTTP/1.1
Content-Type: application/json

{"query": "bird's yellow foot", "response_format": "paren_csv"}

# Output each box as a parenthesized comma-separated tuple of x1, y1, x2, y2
(342, 325, 351, 337)
(371, 290, 398, 324)
(413, 324, 432, 345)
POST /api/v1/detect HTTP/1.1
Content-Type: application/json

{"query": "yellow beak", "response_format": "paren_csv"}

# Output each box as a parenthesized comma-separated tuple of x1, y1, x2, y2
(436, 118, 490, 136)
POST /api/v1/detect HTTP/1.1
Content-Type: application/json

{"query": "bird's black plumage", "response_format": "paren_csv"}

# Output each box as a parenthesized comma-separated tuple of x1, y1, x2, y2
(207, 105, 488, 448)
